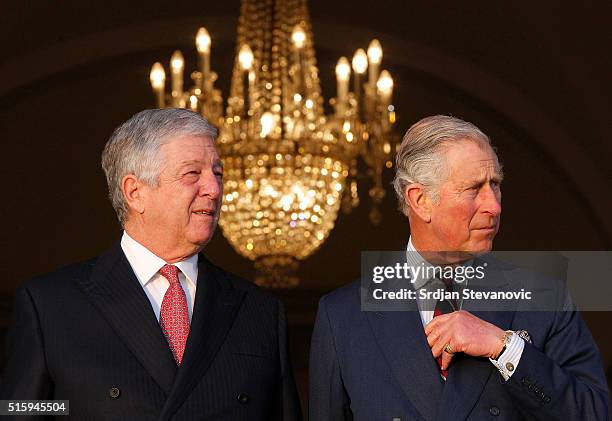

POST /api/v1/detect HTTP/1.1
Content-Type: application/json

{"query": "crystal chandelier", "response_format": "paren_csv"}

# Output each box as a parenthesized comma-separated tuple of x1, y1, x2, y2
(148, 0, 396, 287)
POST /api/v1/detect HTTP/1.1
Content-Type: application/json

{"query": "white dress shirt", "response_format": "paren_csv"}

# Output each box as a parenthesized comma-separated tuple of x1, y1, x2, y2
(406, 237, 524, 380)
(120, 231, 198, 323)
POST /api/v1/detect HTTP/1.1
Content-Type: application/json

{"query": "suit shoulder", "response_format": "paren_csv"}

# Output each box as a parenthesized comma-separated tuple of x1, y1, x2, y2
(22, 257, 99, 294)
(207, 259, 280, 306)
(319, 280, 361, 312)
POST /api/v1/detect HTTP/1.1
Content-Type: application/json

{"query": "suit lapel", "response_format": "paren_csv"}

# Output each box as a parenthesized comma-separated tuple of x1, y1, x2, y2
(366, 301, 443, 421)
(437, 257, 517, 421)
(77, 242, 177, 395)
(437, 310, 513, 421)
(160, 255, 245, 421)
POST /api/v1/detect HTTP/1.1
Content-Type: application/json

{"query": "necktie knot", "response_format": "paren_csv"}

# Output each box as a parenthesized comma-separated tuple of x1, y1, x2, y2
(159, 264, 180, 285)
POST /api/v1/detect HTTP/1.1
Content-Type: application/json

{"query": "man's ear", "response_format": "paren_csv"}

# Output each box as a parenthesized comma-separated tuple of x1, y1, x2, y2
(405, 183, 432, 223)
(122, 174, 145, 214)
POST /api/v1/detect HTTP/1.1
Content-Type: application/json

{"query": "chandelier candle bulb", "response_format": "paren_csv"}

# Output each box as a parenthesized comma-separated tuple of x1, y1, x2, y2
(196, 27, 211, 90)
(335, 57, 350, 116)
(239, 44, 255, 115)
(260, 112, 275, 137)
(149, 62, 166, 108)
(291, 25, 306, 48)
(377, 70, 393, 130)
(170, 50, 185, 106)
(189, 95, 198, 111)
(352, 48, 368, 120)
(291, 26, 306, 94)
(352, 49, 368, 74)
(377, 70, 393, 101)
(238, 44, 254, 71)
(367, 39, 382, 90)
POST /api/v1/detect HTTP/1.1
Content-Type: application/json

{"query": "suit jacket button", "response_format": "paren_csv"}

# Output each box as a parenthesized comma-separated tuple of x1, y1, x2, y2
(237, 393, 249, 404)
(109, 387, 121, 398)
(489, 406, 500, 416)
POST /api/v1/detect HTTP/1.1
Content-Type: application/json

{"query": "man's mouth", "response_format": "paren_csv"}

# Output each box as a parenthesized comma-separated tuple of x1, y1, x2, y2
(193, 209, 216, 216)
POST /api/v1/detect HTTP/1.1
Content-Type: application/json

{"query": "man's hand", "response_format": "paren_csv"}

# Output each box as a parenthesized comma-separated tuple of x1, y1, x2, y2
(424, 310, 505, 370)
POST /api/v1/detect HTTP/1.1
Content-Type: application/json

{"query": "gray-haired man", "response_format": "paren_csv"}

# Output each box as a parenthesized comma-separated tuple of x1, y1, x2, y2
(309, 115, 609, 420)
(1, 109, 302, 421)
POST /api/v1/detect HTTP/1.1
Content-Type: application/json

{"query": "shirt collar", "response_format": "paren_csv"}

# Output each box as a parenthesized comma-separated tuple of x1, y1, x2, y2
(120, 231, 199, 287)
(406, 237, 435, 290)
(405, 236, 473, 290)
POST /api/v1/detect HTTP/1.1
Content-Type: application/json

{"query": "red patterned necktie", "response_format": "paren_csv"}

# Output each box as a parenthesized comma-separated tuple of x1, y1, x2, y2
(159, 264, 190, 365)
(433, 278, 456, 380)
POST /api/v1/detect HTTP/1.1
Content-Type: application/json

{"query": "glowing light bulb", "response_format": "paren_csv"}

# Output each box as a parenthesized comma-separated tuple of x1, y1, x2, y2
(352, 48, 368, 74)
(367, 39, 383, 64)
(260, 112, 276, 137)
(149, 62, 165, 89)
(291, 25, 306, 48)
(335, 57, 351, 82)
(170, 50, 184, 73)
(189, 95, 198, 110)
(196, 27, 211, 53)
(239, 44, 254, 70)
(377, 70, 393, 95)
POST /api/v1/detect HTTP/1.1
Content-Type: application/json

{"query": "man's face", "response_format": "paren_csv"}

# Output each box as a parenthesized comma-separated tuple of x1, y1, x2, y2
(140, 134, 223, 256)
(427, 140, 502, 253)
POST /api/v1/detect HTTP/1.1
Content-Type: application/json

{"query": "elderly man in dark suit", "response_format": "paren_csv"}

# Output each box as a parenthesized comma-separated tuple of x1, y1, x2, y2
(309, 115, 609, 420)
(1, 108, 302, 421)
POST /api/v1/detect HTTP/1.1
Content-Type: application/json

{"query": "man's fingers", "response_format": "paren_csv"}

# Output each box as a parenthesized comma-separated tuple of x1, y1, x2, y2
(430, 334, 449, 358)
(424, 319, 437, 335)
(426, 327, 441, 347)
(424, 313, 450, 335)
(440, 347, 454, 370)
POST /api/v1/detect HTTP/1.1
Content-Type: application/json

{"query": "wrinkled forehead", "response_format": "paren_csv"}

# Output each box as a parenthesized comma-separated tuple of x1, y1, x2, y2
(158, 134, 220, 162)
(444, 140, 502, 179)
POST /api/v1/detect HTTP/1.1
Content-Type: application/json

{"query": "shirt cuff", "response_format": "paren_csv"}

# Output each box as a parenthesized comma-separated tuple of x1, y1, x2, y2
(489, 331, 525, 381)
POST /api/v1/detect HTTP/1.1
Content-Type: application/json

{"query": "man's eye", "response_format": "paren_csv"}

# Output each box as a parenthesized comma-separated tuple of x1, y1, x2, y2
(186, 171, 200, 176)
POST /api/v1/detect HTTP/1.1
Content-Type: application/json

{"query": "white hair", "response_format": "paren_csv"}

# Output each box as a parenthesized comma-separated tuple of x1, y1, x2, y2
(101, 108, 217, 226)
(392, 115, 500, 216)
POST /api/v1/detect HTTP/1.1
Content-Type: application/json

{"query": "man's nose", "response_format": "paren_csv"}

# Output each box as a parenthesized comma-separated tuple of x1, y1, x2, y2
(199, 171, 222, 199)
(480, 185, 502, 216)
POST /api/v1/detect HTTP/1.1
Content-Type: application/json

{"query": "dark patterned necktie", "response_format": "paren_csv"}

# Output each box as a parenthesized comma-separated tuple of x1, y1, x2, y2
(433, 278, 456, 379)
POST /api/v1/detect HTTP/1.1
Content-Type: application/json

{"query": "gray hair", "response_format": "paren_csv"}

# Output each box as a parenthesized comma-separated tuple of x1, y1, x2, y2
(392, 115, 498, 216)
(101, 108, 218, 226)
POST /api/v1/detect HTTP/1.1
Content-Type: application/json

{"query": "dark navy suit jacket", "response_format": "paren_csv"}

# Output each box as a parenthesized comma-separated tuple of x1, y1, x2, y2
(1, 242, 302, 421)
(309, 258, 609, 420)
